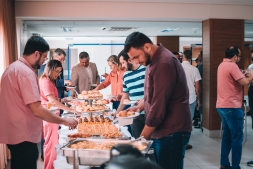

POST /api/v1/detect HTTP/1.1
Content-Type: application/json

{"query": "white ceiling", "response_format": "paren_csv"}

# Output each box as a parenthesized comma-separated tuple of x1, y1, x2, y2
(15, 0, 253, 6)
(25, 20, 253, 38)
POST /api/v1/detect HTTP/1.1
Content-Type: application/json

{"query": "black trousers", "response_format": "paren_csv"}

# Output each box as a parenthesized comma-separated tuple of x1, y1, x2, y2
(248, 85, 253, 129)
(131, 114, 145, 139)
(7, 141, 39, 169)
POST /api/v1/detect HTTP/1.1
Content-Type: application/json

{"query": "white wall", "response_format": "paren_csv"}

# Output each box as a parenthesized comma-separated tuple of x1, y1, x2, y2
(43, 37, 127, 96)
(16, 18, 28, 58)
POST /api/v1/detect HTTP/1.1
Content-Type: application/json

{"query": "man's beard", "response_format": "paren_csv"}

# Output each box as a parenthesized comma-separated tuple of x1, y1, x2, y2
(144, 51, 151, 66)
(127, 63, 133, 71)
(32, 56, 42, 69)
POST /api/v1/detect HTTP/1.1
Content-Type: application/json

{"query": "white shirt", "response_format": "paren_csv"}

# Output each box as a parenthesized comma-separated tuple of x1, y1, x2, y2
(181, 61, 202, 104)
(85, 64, 93, 84)
(248, 64, 253, 69)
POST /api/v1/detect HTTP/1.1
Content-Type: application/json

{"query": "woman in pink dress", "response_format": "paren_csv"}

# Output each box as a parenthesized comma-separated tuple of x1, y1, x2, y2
(39, 60, 76, 169)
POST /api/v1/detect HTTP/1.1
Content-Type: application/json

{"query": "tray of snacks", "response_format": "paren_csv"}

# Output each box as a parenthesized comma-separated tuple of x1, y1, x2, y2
(78, 90, 103, 100)
(61, 138, 153, 166)
(92, 99, 110, 105)
(74, 105, 109, 113)
(116, 110, 140, 119)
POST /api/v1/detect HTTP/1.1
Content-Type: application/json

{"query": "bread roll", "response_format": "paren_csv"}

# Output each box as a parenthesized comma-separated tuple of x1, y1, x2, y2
(119, 111, 127, 117)
(124, 99, 130, 103)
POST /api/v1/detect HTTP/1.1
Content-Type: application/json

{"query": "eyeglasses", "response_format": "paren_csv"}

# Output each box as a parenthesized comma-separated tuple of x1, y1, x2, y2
(54, 70, 62, 75)
(56, 56, 65, 63)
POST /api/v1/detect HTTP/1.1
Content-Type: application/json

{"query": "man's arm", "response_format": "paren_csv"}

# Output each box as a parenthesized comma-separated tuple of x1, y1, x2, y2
(127, 98, 144, 112)
(141, 63, 176, 139)
(95, 74, 110, 90)
(237, 76, 253, 86)
(28, 101, 77, 128)
(115, 92, 129, 114)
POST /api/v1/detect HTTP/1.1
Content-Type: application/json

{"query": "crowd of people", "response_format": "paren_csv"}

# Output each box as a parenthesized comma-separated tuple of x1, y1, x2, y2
(0, 32, 252, 169)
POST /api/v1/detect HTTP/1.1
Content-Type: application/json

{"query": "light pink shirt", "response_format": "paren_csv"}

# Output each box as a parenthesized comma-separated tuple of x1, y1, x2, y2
(216, 58, 245, 108)
(0, 57, 42, 144)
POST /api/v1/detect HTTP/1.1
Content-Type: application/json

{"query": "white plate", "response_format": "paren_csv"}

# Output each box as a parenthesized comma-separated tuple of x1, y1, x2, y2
(123, 101, 136, 105)
(66, 86, 76, 89)
(48, 106, 58, 111)
(116, 112, 140, 119)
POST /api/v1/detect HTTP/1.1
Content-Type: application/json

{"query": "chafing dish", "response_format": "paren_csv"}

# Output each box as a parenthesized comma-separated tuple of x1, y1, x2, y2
(61, 138, 153, 166)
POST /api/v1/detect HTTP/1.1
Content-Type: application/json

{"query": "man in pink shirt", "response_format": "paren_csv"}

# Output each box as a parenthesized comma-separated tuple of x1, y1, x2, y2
(0, 36, 78, 169)
(216, 46, 253, 169)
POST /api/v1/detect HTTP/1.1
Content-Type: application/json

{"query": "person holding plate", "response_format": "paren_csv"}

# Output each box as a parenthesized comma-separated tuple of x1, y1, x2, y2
(70, 51, 100, 97)
(39, 60, 77, 169)
(95, 55, 126, 110)
(115, 52, 146, 138)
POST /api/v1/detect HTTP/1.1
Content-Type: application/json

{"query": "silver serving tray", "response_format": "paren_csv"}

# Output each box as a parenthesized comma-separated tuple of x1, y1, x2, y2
(61, 138, 153, 166)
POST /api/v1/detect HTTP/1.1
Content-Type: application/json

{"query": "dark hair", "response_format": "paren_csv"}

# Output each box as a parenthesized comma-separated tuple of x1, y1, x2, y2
(79, 52, 89, 59)
(124, 32, 153, 53)
(23, 36, 50, 55)
(54, 48, 66, 57)
(183, 50, 192, 60)
(195, 58, 199, 62)
(118, 50, 130, 62)
(225, 46, 239, 59)
(41, 60, 62, 83)
(172, 52, 179, 55)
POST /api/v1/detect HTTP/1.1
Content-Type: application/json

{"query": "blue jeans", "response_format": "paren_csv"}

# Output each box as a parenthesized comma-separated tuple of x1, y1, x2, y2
(190, 100, 197, 120)
(217, 108, 243, 169)
(152, 132, 191, 169)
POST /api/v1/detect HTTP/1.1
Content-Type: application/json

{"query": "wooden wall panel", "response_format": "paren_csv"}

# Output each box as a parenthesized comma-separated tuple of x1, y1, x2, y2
(154, 36, 179, 52)
(202, 19, 244, 131)
(243, 46, 252, 96)
(202, 19, 211, 129)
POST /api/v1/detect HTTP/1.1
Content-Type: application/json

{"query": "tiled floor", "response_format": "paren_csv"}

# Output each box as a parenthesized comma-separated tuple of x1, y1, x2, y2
(5, 116, 253, 169)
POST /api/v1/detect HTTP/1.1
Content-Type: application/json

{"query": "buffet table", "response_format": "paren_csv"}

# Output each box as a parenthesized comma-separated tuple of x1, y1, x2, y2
(0, 144, 11, 169)
(54, 125, 132, 169)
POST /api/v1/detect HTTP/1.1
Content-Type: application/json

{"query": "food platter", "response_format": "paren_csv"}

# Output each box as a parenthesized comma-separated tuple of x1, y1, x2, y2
(61, 138, 153, 166)
(116, 112, 140, 119)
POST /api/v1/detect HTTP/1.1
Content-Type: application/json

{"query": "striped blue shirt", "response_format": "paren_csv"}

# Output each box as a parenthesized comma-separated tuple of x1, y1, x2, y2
(123, 65, 146, 114)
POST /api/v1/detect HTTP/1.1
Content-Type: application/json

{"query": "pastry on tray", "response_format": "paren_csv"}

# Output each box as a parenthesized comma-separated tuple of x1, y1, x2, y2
(78, 90, 103, 100)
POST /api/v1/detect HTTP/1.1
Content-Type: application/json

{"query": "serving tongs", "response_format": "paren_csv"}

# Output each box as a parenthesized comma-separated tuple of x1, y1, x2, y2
(129, 136, 145, 143)
(60, 138, 77, 149)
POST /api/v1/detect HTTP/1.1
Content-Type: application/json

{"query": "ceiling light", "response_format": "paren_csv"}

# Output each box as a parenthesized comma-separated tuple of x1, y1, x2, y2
(161, 28, 180, 32)
(108, 27, 132, 31)
(62, 27, 72, 32)
(192, 28, 200, 30)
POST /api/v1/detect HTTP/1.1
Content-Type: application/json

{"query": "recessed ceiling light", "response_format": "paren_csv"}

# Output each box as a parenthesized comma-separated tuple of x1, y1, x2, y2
(62, 27, 72, 32)
(161, 27, 180, 32)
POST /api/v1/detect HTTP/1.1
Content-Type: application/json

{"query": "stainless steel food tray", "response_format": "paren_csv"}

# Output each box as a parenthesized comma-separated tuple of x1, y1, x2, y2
(61, 138, 153, 166)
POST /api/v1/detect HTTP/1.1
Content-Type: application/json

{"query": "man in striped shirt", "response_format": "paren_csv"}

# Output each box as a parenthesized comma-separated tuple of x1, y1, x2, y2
(115, 52, 146, 138)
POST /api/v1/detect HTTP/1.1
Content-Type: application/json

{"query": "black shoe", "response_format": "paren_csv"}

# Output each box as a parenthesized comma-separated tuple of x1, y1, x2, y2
(220, 166, 231, 169)
(247, 160, 253, 166)
(186, 144, 192, 150)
